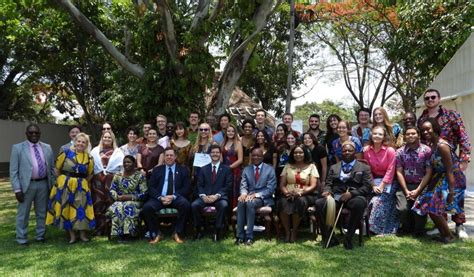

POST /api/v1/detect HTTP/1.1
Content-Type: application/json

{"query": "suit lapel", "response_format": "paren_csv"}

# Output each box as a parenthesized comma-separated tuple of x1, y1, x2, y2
(22, 141, 33, 167)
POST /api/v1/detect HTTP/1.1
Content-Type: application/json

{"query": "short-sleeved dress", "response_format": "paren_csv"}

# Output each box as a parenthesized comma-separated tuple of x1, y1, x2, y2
(413, 141, 466, 217)
(277, 163, 319, 216)
(106, 171, 147, 237)
(46, 149, 95, 231)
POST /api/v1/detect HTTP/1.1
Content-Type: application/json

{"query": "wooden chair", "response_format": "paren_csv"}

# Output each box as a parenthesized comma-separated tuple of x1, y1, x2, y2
(231, 206, 273, 240)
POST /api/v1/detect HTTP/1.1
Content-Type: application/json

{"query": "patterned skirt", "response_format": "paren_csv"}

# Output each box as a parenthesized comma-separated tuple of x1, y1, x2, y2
(368, 178, 399, 234)
(106, 201, 142, 236)
(46, 175, 95, 231)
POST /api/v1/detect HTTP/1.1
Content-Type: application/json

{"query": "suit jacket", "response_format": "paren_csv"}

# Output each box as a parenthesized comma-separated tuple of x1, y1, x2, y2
(324, 160, 372, 197)
(240, 163, 276, 206)
(197, 163, 233, 200)
(148, 164, 191, 200)
(9, 140, 55, 192)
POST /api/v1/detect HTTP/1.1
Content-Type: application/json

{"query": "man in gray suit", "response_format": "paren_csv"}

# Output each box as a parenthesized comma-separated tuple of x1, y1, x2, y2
(10, 123, 55, 245)
(235, 147, 276, 245)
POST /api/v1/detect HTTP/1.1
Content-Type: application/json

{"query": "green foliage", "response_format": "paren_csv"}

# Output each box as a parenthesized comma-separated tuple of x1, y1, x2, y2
(294, 100, 356, 125)
(238, 3, 314, 116)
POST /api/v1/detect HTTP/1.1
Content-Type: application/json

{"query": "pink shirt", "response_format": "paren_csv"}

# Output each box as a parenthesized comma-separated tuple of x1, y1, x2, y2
(28, 141, 46, 179)
(363, 145, 396, 184)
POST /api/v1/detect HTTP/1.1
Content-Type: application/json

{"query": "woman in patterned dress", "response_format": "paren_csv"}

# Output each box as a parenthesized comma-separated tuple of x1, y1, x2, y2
(170, 122, 192, 167)
(365, 126, 399, 235)
(91, 130, 124, 235)
(278, 145, 318, 242)
(119, 126, 141, 158)
(412, 118, 463, 243)
(107, 155, 147, 240)
(221, 124, 243, 209)
(46, 133, 95, 243)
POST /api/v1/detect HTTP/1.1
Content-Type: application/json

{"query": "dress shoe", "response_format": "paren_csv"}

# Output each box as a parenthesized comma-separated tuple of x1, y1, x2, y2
(172, 233, 185, 244)
(234, 238, 244, 245)
(343, 239, 353, 250)
(194, 232, 204, 240)
(149, 234, 164, 244)
(245, 239, 254, 246)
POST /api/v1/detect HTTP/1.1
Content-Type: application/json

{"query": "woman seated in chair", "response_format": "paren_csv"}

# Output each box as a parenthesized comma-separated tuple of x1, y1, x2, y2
(107, 155, 147, 240)
(365, 126, 398, 236)
(278, 144, 318, 242)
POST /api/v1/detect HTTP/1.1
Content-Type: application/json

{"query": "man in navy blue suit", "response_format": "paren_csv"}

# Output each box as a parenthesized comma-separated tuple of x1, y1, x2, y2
(141, 147, 191, 244)
(192, 145, 233, 241)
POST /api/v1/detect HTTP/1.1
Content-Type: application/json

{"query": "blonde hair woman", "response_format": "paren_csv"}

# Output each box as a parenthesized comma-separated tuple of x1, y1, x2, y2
(46, 133, 95, 243)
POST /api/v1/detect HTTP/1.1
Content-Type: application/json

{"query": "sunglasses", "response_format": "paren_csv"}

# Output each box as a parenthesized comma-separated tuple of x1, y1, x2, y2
(27, 131, 40, 134)
(199, 128, 209, 132)
(424, 96, 437, 101)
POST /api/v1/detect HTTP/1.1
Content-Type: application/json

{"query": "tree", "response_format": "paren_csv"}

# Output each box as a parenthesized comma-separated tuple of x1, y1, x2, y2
(54, 0, 283, 118)
(297, 0, 397, 111)
(237, 3, 315, 117)
(293, 100, 355, 126)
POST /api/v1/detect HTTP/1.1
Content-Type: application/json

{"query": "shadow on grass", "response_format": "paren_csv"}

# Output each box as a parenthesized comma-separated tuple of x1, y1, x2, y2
(1, 180, 473, 275)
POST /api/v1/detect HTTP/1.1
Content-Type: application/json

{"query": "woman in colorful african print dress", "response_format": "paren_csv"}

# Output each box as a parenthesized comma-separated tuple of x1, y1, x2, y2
(412, 118, 463, 243)
(221, 124, 243, 209)
(46, 133, 95, 244)
(107, 155, 147, 239)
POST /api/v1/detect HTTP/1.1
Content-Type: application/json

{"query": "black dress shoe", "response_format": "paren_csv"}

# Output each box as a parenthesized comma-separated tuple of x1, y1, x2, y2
(343, 239, 353, 250)
(245, 239, 254, 246)
(194, 232, 204, 240)
(234, 238, 244, 245)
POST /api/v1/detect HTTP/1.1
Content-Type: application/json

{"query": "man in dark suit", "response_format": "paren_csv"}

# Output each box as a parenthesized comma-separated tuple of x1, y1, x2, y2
(192, 145, 232, 241)
(140, 147, 191, 244)
(10, 123, 55, 245)
(315, 141, 373, 250)
(235, 147, 276, 246)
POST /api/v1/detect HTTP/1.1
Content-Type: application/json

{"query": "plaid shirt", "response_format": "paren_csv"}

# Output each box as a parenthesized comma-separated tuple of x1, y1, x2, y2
(418, 105, 471, 163)
(396, 143, 432, 184)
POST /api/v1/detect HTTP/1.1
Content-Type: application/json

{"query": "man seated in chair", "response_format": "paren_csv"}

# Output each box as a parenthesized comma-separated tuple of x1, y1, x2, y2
(315, 141, 373, 250)
(140, 147, 191, 244)
(192, 145, 233, 241)
(235, 147, 276, 246)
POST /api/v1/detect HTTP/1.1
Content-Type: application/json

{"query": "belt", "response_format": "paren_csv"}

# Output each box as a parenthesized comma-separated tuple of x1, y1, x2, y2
(31, 177, 47, 182)
(61, 172, 87, 178)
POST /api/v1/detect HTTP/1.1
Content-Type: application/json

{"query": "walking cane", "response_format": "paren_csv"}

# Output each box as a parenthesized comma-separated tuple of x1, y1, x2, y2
(325, 189, 349, 249)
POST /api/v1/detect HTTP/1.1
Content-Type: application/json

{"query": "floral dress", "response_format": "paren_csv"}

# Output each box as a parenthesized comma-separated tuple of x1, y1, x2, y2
(222, 143, 242, 209)
(106, 171, 147, 236)
(46, 149, 95, 231)
(412, 141, 466, 217)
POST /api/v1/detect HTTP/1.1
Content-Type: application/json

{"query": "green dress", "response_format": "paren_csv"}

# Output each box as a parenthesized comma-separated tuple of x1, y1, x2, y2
(106, 171, 147, 236)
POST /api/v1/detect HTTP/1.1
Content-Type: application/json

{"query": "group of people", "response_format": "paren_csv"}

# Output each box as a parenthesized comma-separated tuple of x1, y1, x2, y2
(9, 88, 470, 250)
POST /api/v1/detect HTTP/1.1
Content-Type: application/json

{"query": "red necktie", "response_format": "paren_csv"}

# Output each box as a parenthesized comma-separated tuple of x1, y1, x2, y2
(212, 165, 217, 183)
(255, 165, 260, 182)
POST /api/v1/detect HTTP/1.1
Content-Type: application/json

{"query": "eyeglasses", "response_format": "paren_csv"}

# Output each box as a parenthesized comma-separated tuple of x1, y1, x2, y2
(199, 128, 209, 132)
(424, 96, 437, 101)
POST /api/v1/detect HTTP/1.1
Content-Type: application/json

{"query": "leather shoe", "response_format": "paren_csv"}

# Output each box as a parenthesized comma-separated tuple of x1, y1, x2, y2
(149, 234, 164, 244)
(172, 233, 185, 244)
(234, 238, 244, 245)
(194, 232, 204, 240)
(245, 239, 254, 246)
(343, 239, 353, 250)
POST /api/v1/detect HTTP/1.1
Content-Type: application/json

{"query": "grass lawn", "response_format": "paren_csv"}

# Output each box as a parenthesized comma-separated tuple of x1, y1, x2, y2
(0, 179, 473, 276)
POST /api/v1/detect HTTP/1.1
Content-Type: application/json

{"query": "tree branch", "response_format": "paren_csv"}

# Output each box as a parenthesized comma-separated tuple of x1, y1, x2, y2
(190, 0, 210, 32)
(55, 0, 145, 78)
